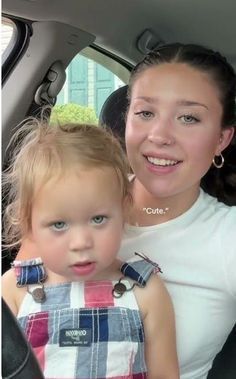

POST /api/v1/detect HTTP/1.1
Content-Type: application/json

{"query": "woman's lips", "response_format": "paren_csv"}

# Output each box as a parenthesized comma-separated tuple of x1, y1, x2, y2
(71, 262, 96, 276)
(144, 155, 182, 174)
(146, 156, 179, 166)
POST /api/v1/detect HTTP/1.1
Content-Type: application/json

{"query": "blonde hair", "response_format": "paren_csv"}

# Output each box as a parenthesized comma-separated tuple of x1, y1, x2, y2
(3, 118, 130, 248)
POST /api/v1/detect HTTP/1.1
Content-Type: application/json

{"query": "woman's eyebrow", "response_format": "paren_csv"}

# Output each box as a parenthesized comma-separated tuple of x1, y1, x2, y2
(134, 97, 209, 109)
(177, 100, 209, 109)
(134, 96, 156, 103)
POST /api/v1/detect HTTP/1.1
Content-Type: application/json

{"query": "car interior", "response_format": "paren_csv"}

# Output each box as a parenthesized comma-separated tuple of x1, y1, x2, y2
(1, 1, 236, 378)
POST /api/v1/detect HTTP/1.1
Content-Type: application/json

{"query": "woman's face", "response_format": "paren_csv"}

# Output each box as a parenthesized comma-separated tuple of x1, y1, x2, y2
(126, 62, 233, 199)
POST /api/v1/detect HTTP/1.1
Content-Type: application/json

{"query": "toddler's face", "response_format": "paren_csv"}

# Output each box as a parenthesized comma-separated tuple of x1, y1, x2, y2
(30, 166, 125, 283)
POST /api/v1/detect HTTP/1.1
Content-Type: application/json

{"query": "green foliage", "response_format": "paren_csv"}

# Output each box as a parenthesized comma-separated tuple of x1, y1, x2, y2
(50, 103, 98, 125)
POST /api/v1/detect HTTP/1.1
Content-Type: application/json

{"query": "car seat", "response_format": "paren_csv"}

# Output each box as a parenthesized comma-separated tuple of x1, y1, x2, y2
(2, 298, 44, 379)
(99, 85, 236, 379)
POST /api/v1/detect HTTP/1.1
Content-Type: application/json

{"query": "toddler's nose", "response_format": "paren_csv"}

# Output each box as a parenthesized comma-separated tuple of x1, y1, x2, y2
(69, 228, 93, 252)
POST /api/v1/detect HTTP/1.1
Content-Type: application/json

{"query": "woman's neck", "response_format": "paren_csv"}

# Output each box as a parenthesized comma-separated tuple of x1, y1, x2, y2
(127, 178, 200, 226)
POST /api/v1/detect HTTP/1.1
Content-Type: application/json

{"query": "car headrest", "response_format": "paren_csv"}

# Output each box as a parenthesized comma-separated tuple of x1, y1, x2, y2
(99, 85, 128, 149)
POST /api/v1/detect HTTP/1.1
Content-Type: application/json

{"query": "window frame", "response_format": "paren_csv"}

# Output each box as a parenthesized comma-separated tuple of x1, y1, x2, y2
(54, 44, 132, 119)
(2, 15, 32, 84)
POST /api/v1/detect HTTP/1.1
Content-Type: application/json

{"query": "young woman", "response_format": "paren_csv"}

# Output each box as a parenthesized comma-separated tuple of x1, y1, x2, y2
(118, 43, 236, 379)
(2, 121, 179, 379)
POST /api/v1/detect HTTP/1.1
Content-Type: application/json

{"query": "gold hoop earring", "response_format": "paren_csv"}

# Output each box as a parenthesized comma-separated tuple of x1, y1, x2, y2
(212, 153, 224, 168)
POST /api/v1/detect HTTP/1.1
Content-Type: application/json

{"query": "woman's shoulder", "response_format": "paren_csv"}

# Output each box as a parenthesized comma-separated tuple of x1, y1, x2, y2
(201, 190, 236, 219)
(200, 192, 236, 246)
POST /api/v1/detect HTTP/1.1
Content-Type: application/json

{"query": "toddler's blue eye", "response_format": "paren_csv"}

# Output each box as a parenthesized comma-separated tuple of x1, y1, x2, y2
(51, 221, 68, 231)
(92, 216, 106, 225)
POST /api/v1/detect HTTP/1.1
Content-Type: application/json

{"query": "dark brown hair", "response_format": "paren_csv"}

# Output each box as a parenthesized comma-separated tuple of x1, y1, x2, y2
(128, 43, 236, 205)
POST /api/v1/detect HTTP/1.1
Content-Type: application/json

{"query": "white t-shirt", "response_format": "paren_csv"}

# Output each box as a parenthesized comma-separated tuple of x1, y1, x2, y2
(119, 189, 236, 379)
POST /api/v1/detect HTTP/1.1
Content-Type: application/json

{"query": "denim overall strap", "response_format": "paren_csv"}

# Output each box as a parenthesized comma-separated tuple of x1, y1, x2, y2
(12, 257, 47, 286)
(120, 256, 162, 287)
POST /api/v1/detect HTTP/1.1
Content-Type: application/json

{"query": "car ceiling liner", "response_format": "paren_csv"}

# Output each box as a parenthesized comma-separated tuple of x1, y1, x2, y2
(137, 29, 164, 54)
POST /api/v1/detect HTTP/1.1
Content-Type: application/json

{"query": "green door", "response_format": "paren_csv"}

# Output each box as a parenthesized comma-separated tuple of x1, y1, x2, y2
(94, 64, 115, 116)
(68, 55, 88, 105)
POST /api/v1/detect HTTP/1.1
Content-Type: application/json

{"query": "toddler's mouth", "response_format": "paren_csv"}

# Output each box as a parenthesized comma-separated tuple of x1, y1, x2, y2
(71, 262, 96, 276)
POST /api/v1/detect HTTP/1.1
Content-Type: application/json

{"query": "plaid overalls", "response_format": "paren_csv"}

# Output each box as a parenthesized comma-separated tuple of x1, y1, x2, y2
(14, 258, 158, 379)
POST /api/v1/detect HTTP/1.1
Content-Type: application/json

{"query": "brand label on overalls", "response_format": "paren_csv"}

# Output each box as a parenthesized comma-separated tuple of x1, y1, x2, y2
(59, 328, 92, 347)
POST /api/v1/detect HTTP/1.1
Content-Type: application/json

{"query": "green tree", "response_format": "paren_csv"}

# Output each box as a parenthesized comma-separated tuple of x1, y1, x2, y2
(50, 103, 98, 124)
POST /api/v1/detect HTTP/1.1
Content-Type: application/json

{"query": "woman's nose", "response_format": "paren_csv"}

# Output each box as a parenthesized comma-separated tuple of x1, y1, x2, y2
(147, 119, 175, 146)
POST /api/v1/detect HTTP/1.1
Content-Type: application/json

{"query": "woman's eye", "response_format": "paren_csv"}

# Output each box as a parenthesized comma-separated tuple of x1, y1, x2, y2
(91, 215, 107, 225)
(134, 111, 153, 119)
(51, 221, 68, 231)
(179, 114, 200, 124)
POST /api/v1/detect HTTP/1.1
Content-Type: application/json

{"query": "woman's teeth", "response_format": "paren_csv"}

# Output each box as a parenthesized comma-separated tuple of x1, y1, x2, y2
(147, 157, 178, 166)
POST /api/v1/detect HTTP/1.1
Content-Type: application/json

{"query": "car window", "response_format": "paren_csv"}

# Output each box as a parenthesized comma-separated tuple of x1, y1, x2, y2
(51, 48, 128, 125)
(2, 16, 31, 85)
(1, 17, 14, 56)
